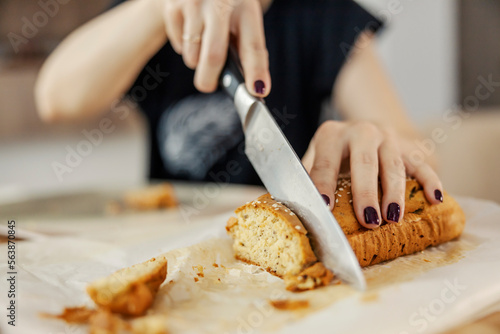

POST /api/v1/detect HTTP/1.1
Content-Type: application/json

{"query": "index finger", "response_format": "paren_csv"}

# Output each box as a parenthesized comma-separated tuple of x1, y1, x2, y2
(235, 1, 271, 97)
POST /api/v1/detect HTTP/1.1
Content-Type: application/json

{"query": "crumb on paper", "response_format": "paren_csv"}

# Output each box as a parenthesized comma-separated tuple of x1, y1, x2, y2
(269, 299, 310, 311)
(192, 265, 204, 277)
(360, 292, 379, 303)
(212, 263, 219, 268)
(40, 306, 95, 324)
(194, 277, 199, 282)
(423, 259, 431, 263)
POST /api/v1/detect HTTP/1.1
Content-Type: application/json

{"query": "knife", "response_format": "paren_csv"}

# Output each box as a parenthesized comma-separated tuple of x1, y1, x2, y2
(219, 49, 366, 290)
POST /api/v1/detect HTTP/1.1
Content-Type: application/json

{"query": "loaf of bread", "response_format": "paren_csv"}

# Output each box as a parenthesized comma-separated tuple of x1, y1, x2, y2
(226, 177, 465, 288)
(334, 177, 465, 267)
(86, 257, 168, 316)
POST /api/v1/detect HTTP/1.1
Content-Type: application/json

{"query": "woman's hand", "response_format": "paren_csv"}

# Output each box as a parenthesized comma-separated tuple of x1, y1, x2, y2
(302, 120, 443, 229)
(155, 0, 271, 96)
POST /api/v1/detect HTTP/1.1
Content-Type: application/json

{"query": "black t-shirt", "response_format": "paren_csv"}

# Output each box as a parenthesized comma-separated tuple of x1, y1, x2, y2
(111, 0, 382, 185)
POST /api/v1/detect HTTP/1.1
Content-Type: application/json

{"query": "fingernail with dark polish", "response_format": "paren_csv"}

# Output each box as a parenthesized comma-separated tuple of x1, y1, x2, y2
(387, 202, 400, 222)
(321, 194, 330, 207)
(254, 80, 265, 94)
(434, 189, 443, 202)
(364, 207, 380, 226)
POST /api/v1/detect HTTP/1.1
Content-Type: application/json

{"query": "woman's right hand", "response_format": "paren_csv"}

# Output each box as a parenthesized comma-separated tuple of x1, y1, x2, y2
(155, 0, 271, 97)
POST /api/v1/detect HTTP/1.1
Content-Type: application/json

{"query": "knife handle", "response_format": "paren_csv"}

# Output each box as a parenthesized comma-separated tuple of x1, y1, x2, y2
(219, 47, 245, 99)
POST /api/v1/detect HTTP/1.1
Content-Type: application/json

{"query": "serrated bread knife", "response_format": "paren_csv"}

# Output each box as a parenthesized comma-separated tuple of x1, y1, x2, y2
(219, 50, 366, 290)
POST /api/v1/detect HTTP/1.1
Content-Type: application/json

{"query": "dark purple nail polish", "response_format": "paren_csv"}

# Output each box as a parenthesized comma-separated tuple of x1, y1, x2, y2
(387, 202, 400, 222)
(435, 189, 443, 202)
(364, 207, 380, 226)
(254, 80, 265, 94)
(321, 194, 331, 206)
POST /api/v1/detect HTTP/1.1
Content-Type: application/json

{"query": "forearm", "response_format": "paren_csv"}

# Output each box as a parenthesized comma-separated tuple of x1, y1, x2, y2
(35, 0, 166, 122)
(333, 33, 437, 169)
(333, 34, 420, 140)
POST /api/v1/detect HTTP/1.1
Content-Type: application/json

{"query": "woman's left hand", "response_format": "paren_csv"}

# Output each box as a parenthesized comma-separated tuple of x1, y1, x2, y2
(302, 120, 443, 229)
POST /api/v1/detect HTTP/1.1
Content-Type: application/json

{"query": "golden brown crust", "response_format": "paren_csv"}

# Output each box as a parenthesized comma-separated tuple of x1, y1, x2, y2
(331, 177, 466, 267)
(234, 194, 308, 235)
(47, 308, 169, 334)
(89, 309, 129, 334)
(269, 299, 310, 310)
(332, 178, 430, 235)
(229, 177, 465, 276)
(284, 262, 335, 292)
(124, 183, 178, 210)
(40, 306, 96, 324)
(86, 257, 168, 316)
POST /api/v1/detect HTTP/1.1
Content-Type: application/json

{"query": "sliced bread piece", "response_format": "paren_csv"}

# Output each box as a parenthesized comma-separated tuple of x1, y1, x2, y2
(87, 257, 167, 316)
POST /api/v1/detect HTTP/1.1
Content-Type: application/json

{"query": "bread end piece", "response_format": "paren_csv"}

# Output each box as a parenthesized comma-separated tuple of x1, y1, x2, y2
(124, 183, 178, 210)
(86, 257, 168, 316)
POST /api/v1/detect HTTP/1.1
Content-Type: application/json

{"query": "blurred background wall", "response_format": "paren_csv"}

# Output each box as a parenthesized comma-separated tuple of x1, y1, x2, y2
(0, 0, 499, 202)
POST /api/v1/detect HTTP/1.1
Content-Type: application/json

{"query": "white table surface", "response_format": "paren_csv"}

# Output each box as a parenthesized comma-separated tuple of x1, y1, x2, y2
(1, 183, 500, 334)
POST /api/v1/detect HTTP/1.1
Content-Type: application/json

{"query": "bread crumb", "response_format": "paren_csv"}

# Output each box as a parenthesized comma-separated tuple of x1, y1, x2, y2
(360, 292, 379, 303)
(270, 299, 310, 310)
(192, 265, 204, 276)
(40, 306, 95, 324)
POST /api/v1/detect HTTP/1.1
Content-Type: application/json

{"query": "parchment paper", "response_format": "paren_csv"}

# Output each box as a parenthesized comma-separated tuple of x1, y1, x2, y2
(1, 196, 500, 334)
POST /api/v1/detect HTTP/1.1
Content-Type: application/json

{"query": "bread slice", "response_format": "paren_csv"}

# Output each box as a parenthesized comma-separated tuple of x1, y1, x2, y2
(227, 177, 465, 287)
(226, 194, 333, 291)
(87, 257, 167, 316)
(226, 194, 318, 277)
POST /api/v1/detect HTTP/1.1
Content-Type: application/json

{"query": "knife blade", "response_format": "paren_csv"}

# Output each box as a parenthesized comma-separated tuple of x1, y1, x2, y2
(219, 50, 366, 290)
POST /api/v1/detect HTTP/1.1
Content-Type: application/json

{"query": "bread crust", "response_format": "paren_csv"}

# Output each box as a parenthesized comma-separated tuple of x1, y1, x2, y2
(124, 183, 178, 210)
(332, 178, 466, 267)
(86, 257, 168, 316)
(228, 178, 465, 275)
